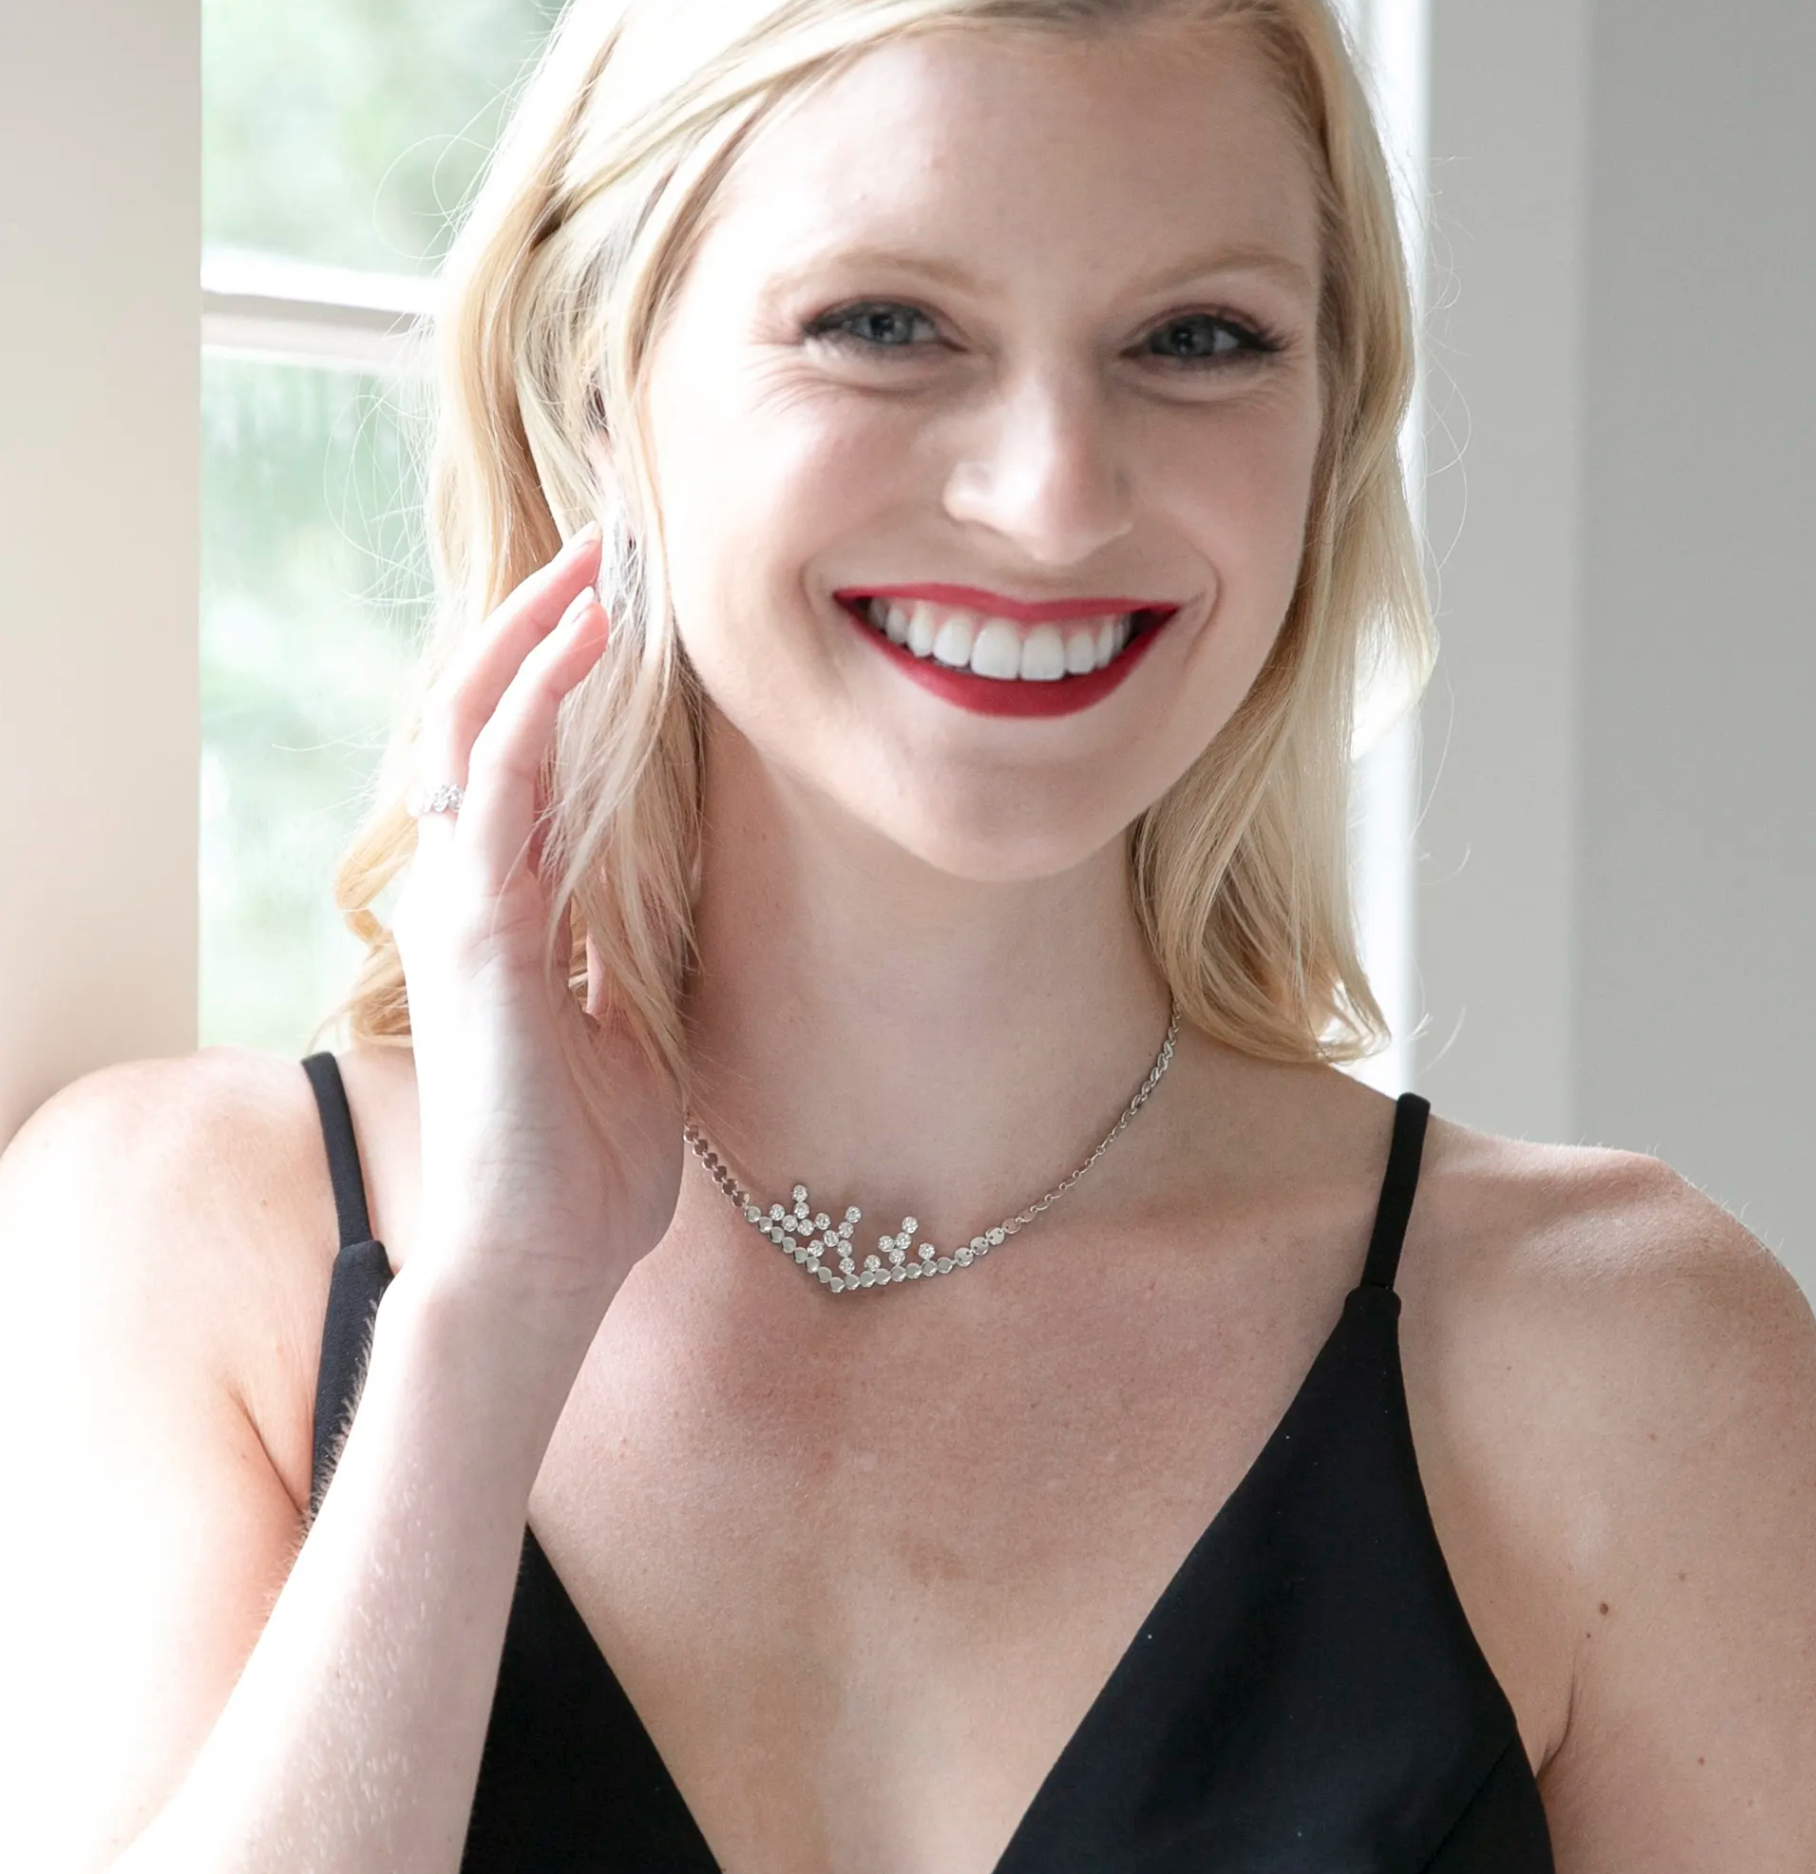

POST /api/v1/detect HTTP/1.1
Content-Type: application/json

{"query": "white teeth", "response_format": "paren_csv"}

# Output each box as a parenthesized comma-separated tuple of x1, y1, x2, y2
(930, 613, 976, 668)
(862, 598, 1143, 679)
(970, 619, 1022, 680)
(906, 602, 939, 658)
(1019, 625, 1068, 682)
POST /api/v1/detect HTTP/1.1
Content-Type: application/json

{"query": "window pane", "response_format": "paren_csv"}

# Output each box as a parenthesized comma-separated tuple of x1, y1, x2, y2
(204, 0, 559, 275)
(201, 357, 428, 1052)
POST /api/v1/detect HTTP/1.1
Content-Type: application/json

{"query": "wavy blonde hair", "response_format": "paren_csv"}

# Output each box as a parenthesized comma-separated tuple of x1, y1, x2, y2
(317, 0, 1429, 1112)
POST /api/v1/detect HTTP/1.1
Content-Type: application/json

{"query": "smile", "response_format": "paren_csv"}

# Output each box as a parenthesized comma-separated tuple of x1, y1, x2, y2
(834, 591, 1179, 720)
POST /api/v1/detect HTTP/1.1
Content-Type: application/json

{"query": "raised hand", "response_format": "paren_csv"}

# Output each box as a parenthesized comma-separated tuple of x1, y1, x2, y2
(389, 523, 685, 1353)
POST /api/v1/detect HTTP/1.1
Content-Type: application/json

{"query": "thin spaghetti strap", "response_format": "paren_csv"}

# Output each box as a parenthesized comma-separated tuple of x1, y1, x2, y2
(1359, 1093, 1432, 1292)
(301, 1051, 373, 1249)
(301, 1052, 393, 1517)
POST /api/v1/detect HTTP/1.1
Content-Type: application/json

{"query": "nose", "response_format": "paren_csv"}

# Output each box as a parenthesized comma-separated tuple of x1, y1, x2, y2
(940, 364, 1135, 568)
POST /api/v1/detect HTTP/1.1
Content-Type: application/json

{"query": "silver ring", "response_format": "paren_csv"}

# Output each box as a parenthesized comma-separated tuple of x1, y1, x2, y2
(407, 781, 465, 817)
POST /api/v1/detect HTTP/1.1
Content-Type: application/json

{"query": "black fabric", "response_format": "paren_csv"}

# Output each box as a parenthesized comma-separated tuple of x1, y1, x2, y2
(303, 1057, 1553, 1871)
(302, 1051, 387, 1521)
(1361, 1093, 1430, 1291)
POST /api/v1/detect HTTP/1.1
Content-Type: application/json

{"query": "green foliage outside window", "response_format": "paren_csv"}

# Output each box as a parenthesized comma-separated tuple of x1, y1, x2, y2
(201, 0, 558, 1052)
(205, 0, 559, 273)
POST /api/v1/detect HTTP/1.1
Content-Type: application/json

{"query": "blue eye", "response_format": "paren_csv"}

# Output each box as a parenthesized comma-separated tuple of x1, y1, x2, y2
(1143, 312, 1281, 366)
(801, 302, 941, 355)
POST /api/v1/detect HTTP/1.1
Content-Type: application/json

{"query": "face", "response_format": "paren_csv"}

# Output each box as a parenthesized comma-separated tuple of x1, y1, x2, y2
(636, 21, 1325, 881)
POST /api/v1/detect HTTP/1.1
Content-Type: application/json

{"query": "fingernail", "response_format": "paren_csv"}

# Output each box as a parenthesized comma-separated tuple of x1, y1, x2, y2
(566, 585, 599, 625)
(572, 520, 602, 548)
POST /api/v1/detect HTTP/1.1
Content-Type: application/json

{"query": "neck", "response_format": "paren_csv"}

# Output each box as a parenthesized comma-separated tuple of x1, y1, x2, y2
(681, 723, 1177, 1248)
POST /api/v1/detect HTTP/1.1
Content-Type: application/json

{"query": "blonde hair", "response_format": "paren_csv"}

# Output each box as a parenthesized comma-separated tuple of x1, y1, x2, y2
(318, 0, 1430, 1112)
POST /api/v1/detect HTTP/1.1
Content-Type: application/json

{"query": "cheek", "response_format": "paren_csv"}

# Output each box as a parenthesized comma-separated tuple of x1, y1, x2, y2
(648, 355, 889, 644)
(1149, 381, 1322, 641)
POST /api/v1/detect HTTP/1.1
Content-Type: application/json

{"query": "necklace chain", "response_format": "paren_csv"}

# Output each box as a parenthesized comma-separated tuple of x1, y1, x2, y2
(682, 998, 1181, 1295)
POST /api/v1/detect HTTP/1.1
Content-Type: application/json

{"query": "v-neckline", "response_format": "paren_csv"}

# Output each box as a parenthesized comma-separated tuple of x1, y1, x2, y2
(523, 1281, 1394, 1874)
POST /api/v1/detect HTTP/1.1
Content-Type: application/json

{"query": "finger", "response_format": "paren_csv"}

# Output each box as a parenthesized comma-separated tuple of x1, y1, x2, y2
(411, 523, 604, 844)
(458, 587, 608, 888)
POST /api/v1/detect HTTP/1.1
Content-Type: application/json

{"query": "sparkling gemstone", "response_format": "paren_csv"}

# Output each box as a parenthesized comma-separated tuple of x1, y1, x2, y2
(955, 1248, 973, 1266)
(822, 1232, 840, 1251)
(902, 1217, 919, 1235)
(838, 1221, 854, 1239)
(769, 1204, 784, 1221)
(894, 1233, 912, 1253)
(918, 1245, 935, 1262)
(936, 1257, 954, 1274)
(844, 1206, 862, 1223)
(888, 1247, 906, 1266)
(794, 1202, 810, 1220)
(743, 1205, 761, 1222)
(839, 1258, 855, 1274)
(792, 1184, 808, 1201)
(814, 1213, 830, 1231)
(878, 1234, 893, 1252)
(986, 1228, 1006, 1245)
(864, 1254, 881, 1271)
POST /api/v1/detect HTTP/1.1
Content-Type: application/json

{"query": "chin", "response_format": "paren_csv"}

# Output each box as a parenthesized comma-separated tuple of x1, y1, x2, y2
(842, 781, 1138, 885)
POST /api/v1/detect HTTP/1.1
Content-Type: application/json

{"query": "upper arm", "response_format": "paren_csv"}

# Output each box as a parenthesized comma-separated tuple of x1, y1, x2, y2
(1536, 1159, 1816, 1870)
(0, 1053, 321, 1874)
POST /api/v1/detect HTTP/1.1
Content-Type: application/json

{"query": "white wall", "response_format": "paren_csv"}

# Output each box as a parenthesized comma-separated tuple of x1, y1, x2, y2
(1420, 0, 1813, 1288)
(1417, 0, 1590, 1146)
(1576, 0, 1816, 1274)
(0, 0, 200, 1143)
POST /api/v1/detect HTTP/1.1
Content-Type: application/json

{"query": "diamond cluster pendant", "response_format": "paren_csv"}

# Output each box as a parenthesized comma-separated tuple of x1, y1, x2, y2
(740, 1180, 1004, 1293)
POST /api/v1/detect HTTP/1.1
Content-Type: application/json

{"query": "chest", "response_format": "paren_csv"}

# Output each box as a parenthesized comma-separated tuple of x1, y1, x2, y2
(506, 1233, 1452, 1874)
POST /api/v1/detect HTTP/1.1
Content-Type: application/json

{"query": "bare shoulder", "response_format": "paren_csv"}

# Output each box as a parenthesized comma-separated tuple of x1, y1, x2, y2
(1408, 1116, 1814, 1429)
(1406, 1120, 1816, 1859)
(0, 1044, 350, 1513)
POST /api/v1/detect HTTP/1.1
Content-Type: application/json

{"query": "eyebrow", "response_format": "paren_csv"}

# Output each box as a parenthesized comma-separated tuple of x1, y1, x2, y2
(765, 241, 1318, 304)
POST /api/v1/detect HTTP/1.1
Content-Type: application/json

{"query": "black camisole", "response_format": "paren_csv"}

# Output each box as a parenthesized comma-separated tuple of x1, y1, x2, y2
(302, 1052, 1556, 1871)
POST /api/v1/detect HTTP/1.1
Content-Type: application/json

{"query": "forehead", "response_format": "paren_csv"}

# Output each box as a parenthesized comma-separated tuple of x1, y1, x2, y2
(696, 23, 1321, 304)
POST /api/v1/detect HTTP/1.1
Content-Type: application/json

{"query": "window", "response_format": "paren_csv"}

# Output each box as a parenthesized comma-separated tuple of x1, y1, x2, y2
(200, 0, 557, 1050)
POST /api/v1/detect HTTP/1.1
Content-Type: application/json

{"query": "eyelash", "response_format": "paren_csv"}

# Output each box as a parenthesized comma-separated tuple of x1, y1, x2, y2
(799, 299, 1289, 371)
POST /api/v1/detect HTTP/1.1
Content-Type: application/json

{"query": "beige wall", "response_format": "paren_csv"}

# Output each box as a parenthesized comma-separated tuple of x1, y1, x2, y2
(0, 1, 200, 1144)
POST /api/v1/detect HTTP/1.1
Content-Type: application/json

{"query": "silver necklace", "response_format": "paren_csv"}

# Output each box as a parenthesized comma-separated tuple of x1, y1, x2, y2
(682, 998, 1181, 1294)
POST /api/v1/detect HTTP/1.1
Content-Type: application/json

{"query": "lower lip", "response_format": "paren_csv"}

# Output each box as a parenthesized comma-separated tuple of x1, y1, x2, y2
(840, 602, 1171, 719)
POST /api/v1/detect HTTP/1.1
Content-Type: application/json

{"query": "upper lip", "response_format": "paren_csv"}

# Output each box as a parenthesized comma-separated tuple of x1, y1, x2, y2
(834, 583, 1179, 625)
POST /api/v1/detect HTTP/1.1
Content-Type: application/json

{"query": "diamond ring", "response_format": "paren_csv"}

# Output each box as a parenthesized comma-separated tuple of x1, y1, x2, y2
(407, 781, 465, 817)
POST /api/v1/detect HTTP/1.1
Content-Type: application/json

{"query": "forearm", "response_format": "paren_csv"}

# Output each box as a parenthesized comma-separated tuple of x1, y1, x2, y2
(109, 1265, 592, 1874)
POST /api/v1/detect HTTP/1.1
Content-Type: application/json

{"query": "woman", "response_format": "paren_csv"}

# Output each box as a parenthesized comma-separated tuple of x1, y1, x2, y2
(2, 0, 1812, 1868)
